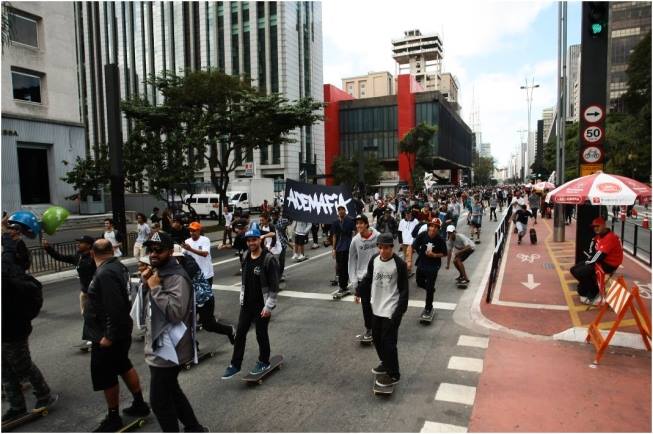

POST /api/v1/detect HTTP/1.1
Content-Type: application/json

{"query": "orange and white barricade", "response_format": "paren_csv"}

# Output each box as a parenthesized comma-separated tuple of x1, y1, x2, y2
(586, 277, 652, 364)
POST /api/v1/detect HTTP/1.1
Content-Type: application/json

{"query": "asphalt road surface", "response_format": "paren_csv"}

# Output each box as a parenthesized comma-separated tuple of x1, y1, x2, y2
(10, 214, 501, 432)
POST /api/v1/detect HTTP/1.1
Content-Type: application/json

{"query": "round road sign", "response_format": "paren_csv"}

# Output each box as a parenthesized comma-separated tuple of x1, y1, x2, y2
(583, 126, 603, 144)
(582, 146, 603, 163)
(583, 105, 604, 124)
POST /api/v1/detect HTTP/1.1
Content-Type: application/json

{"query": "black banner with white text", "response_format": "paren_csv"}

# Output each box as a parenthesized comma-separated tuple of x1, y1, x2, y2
(282, 179, 356, 224)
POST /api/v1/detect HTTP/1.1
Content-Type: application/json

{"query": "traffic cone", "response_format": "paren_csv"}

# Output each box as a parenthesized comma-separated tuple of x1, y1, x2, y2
(643, 216, 649, 229)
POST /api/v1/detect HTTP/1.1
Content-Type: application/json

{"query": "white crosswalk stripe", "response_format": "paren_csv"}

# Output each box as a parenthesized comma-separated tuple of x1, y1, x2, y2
(420, 421, 468, 433)
(457, 335, 489, 349)
(435, 383, 477, 406)
(447, 356, 484, 373)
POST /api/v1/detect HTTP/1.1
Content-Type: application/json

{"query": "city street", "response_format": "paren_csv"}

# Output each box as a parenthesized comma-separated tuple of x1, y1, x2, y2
(13, 216, 500, 432)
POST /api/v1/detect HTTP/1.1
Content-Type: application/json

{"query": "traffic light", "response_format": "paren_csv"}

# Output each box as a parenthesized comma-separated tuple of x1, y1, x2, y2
(588, 2, 608, 38)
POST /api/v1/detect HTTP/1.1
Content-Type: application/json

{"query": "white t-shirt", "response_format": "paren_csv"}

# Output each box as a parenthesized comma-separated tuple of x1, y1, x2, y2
(261, 225, 282, 255)
(184, 236, 213, 279)
(136, 223, 151, 243)
(398, 218, 419, 245)
(224, 212, 233, 227)
(103, 230, 122, 257)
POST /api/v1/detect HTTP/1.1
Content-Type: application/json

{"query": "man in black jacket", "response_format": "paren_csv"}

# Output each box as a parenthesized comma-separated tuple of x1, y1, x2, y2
(43, 235, 96, 347)
(85, 239, 150, 432)
(358, 233, 409, 388)
(1, 258, 56, 423)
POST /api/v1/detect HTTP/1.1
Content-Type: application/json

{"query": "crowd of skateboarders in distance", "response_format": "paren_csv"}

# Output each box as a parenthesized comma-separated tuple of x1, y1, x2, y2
(3, 182, 622, 431)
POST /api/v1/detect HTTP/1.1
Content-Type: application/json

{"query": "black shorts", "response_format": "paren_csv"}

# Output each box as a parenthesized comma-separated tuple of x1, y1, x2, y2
(91, 338, 133, 391)
(415, 268, 438, 291)
(455, 249, 473, 262)
(294, 234, 308, 246)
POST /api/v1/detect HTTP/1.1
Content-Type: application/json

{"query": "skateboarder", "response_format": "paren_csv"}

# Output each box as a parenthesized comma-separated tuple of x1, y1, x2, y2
(406, 218, 447, 320)
(331, 205, 356, 298)
(513, 204, 532, 245)
(445, 225, 474, 284)
(357, 233, 409, 387)
(348, 214, 381, 342)
(43, 235, 97, 349)
(141, 232, 207, 432)
(85, 239, 150, 432)
(222, 228, 280, 379)
(1, 256, 56, 423)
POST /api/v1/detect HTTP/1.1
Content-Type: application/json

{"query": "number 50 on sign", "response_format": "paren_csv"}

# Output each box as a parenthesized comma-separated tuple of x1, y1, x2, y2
(583, 126, 603, 143)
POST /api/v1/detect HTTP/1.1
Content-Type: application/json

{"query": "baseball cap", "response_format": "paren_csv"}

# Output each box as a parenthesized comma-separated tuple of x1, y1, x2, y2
(76, 235, 95, 245)
(446, 225, 456, 233)
(188, 222, 202, 231)
(355, 214, 369, 224)
(244, 228, 261, 239)
(337, 205, 346, 210)
(143, 231, 174, 250)
(591, 216, 606, 227)
(377, 232, 394, 246)
(427, 218, 442, 227)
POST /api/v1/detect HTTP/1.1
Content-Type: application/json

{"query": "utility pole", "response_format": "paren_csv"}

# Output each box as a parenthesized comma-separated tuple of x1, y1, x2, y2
(520, 78, 539, 181)
(554, 1, 568, 242)
(516, 129, 528, 182)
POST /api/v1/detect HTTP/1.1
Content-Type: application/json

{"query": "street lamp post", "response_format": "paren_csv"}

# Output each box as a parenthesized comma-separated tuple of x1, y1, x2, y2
(520, 78, 539, 182)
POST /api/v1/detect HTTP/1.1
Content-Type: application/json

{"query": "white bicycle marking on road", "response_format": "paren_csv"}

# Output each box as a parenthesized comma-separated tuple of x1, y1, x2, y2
(516, 253, 540, 263)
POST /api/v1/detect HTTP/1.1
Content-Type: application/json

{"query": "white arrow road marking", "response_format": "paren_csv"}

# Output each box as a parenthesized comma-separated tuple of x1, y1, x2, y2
(521, 274, 540, 290)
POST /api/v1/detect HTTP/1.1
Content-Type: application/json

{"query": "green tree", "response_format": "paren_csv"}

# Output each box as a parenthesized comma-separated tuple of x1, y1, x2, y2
(398, 122, 438, 189)
(542, 121, 579, 183)
(472, 150, 495, 185)
(121, 69, 323, 215)
(331, 154, 383, 190)
(60, 143, 110, 207)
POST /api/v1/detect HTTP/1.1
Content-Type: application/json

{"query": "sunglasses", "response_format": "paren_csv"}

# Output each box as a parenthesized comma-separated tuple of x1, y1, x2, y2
(147, 246, 168, 254)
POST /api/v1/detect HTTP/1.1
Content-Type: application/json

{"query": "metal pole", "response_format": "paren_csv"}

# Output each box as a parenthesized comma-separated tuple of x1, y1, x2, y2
(553, 2, 567, 242)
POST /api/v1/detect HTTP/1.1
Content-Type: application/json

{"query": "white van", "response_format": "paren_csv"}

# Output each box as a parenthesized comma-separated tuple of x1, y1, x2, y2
(184, 194, 223, 219)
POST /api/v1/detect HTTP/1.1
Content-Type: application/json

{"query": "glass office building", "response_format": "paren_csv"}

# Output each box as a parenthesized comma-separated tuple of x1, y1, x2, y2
(74, 1, 324, 189)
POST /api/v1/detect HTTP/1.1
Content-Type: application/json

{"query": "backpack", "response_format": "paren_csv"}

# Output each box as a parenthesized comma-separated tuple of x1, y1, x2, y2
(411, 222, 425, 239)
(19, 273, 43, 320)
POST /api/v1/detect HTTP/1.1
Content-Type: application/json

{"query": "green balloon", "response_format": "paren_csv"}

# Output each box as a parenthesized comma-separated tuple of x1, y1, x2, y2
(42, 206, 70, 235)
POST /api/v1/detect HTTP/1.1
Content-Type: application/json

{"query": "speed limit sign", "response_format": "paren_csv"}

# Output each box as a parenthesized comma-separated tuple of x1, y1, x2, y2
(583, 126, 603, 144)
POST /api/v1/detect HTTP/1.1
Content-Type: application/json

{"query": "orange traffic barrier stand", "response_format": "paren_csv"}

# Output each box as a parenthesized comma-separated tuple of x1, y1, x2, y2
(586, 277, 652, 364)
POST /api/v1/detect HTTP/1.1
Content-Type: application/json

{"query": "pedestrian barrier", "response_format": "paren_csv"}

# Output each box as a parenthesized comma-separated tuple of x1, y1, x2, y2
(28, 232, 137, 276)
(610, 218, 652, 266)
(486, 208, 513, 303)
(586, 277, 652, 364)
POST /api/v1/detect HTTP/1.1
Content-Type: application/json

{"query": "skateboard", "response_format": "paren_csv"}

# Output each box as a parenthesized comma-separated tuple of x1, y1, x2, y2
(457, 283, 469, 289)
(117, 416, 148, 433)
(295, 256, 308, 262)
(182, 350, 216, 371)
(241, 355, 283, 385)
(1, 393, 59, 432)
(73, 341, 92, 352)
(355, 334, 373, 345)
(332, 289, 351, 300)
(419, 309, 436, 324)
(529, 228, 537, 244)
(373, 375, 394, 396)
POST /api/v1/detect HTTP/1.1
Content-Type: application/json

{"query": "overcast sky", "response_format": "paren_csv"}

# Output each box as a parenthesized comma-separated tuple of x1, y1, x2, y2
(321, 0, 582, 167)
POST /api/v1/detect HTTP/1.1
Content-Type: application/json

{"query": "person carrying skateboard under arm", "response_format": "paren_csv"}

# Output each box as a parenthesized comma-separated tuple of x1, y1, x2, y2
(445, 225, 475, 284)
(358, 233, 409, 388)
(222, 228, 280, 380)
(141, 232, 207, 433)
(406, 218, 447, 320)
(348, 214, 380, 342)
(85, 239, 150, 432)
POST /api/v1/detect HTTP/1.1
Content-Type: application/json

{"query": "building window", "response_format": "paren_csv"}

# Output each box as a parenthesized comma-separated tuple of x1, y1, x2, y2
(359, 82, 366, 97)
(12, 70, 42, 103)
(8, 10, 39, 47)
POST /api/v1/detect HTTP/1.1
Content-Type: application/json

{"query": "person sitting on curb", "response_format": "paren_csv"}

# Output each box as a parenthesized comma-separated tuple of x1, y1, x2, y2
(445, 225, 475, 284)
(570, 216, 624, 305)
(357, 232, 409, 388)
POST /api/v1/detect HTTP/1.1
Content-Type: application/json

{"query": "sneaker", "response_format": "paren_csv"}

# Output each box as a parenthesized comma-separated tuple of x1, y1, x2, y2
(2, 407, 27, 422)
(455, 276, 464, 282)
(228, 325, 236, 345)
(122, 400, 150, 417)
(249, 361, 271, 375)
(420, 308, 433, 319)
(184, 425, 210, 433)
(221, 365, 241, 379)
(93, 413, 123, 432)
(371, 363, 387, 375)
(375, 374, 400, 387)
(337, 288, 351, 297)
(362, 329, 373, 341)
(579, 296, 588, 304)
(34, 394, 57, 410)
(280, 275, 286, 282)
(291, 253, 298, 260)
(311, 243, 319, 249)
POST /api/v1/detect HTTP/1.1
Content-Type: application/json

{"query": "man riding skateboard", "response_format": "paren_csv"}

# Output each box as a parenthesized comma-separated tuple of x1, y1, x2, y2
(222, 228, 280, 380)
(358, 233, 409, 388)
(445, 225, 474, 285)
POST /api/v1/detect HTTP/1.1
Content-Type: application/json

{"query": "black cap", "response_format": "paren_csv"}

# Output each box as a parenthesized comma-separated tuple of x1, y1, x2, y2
(377, 232, 394, 246)
(355, 214, 368, 224)
(143, 231, 174, 250)
(76, 235, 95, 245)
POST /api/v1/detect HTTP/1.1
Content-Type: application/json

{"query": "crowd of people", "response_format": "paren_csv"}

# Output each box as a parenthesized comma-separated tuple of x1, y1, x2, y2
(1, 181, 626, 431)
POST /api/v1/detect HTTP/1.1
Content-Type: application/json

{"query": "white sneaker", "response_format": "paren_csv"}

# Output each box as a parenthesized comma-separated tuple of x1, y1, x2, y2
(291, 253, 298, 260)
(298, 254, 305, 261)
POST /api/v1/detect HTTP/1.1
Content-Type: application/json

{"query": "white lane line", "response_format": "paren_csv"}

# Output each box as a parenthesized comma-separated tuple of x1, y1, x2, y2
(491, 300, 569, 311)
(420, 421, 467, 433)
(457, 335, 489, 349)
(283, 250, 333, 271)
(435, 383, 476, 406)
(447, 356, 483, 373)
(210, 284, 457, 310)
(212, 257, 239, 266)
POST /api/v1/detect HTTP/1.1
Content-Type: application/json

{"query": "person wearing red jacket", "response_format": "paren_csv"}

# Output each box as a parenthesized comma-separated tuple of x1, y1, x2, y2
(570, 216, 624, 305)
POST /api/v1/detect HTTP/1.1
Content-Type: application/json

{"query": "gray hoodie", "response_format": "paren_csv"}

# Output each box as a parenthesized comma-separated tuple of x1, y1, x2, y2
(348, 228, 380, 290)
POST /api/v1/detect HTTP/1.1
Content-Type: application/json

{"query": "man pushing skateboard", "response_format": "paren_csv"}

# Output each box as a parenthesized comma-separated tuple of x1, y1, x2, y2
(358, 233, 409, 390)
